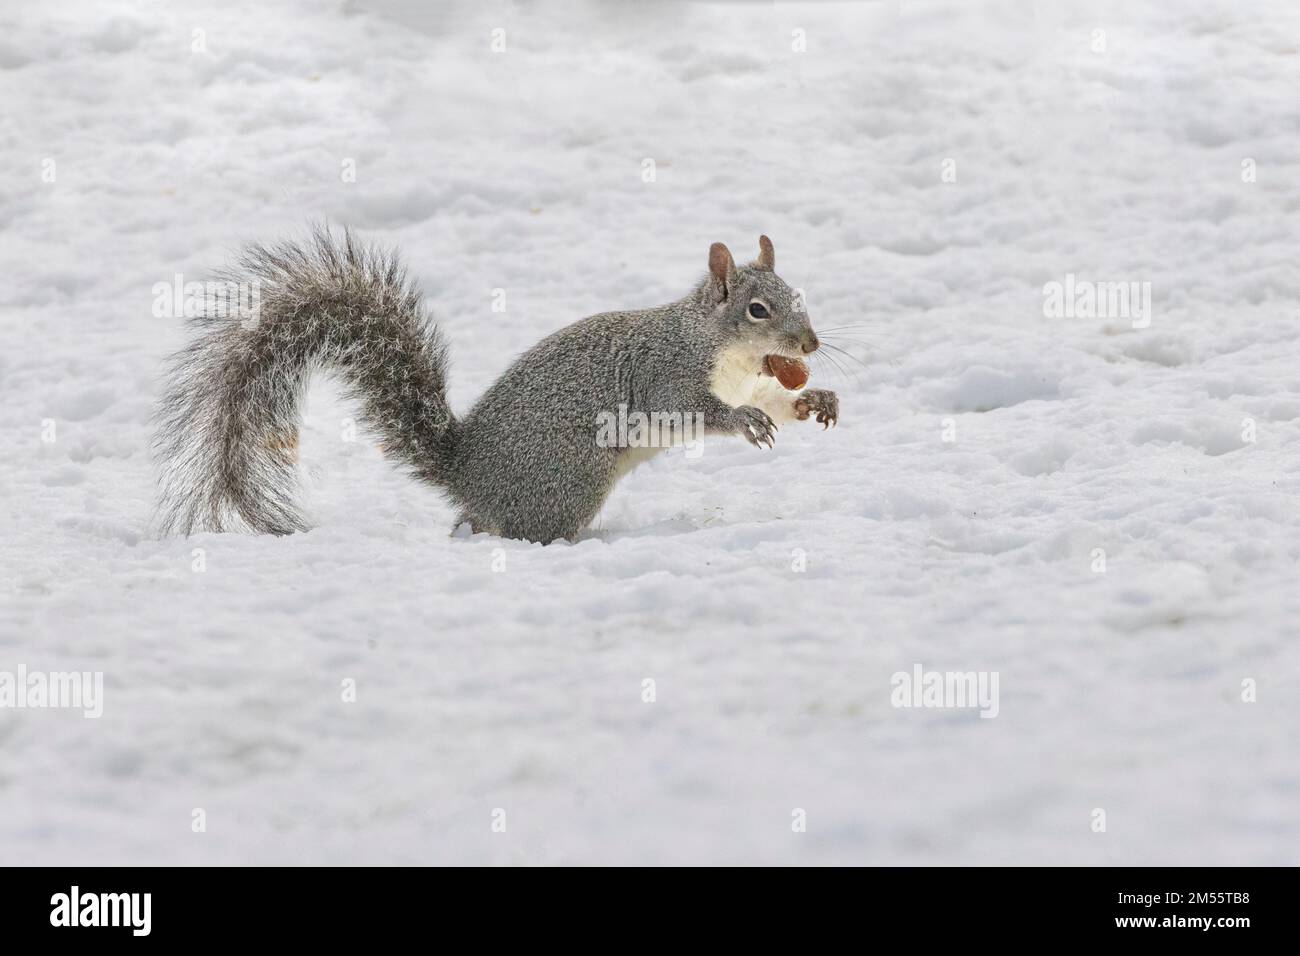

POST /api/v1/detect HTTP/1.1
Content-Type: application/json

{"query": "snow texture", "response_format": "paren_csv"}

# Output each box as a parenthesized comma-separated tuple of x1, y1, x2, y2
(1, 0, 1298, 864)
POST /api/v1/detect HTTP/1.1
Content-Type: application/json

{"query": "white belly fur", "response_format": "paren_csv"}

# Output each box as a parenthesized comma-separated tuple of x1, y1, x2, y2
(708, 342, 803, 424)
(610, 345, 803, 488)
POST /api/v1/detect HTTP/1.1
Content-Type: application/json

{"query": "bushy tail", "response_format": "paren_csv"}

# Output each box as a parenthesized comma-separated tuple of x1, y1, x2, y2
(153, 225, 457, 535)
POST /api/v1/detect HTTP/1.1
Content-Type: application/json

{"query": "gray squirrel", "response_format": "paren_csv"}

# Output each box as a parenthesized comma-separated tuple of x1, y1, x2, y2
(154, 227, 839, 543)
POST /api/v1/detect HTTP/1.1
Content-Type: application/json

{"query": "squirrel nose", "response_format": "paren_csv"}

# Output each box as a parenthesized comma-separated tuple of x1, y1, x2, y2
(801, 333, 820, 354)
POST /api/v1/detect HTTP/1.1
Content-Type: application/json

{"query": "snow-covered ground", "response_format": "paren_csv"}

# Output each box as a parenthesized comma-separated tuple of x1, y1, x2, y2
(2, 0, 1298, 865)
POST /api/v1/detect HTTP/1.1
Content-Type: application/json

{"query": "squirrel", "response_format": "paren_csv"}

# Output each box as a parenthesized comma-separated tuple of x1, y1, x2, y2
(154, 227, 839, 544)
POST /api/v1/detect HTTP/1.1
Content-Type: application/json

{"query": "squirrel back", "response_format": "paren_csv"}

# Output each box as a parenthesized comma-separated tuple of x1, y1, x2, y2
(154, 227, 837, 543)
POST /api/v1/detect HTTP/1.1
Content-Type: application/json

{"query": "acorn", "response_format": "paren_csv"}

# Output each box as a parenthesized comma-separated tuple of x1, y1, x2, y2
(765, 354, 810, 390)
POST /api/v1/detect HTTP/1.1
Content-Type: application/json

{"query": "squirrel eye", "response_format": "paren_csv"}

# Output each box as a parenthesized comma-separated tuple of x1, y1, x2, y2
(747, 302, 770, 319)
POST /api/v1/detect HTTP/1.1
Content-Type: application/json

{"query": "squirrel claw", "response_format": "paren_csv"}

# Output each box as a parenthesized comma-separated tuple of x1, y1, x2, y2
(733, 405, 777, 449)
(795, 389, 839, 430)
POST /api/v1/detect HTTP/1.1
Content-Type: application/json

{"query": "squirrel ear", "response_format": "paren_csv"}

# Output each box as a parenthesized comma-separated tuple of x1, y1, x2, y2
(708, 242, 738, 301)
(756, 235, 775, 271)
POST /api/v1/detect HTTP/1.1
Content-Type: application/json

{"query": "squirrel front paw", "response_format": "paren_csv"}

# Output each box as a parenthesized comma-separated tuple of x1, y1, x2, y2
(794, 389, 839, 429)
(732, 405, 777, 448)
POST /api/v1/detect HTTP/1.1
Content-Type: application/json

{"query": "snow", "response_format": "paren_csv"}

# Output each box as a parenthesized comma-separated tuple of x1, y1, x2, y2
(2, 0, 1299, 864)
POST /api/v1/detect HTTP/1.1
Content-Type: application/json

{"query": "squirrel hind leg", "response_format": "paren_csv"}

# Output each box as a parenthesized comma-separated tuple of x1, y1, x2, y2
(504, 509, 597, 545)
(458, 507, 592, 545)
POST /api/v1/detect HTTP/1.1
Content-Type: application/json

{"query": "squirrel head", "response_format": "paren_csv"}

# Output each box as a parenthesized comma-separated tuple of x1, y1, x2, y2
(704, 236, 820, 360)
